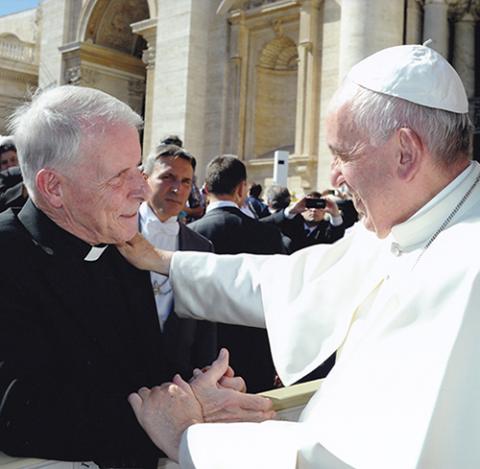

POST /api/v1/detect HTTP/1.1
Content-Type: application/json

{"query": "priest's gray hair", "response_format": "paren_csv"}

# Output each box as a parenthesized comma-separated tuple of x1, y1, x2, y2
(7, 85, 143, 198)
(329, 80, 472, 165)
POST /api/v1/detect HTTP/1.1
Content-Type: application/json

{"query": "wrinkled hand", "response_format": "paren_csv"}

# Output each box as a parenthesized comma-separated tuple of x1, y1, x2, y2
(117, 233, 172, 274)
(128, 375, 203, 461)
(190, 348, 276, 423)
(191, 363, 247, 393)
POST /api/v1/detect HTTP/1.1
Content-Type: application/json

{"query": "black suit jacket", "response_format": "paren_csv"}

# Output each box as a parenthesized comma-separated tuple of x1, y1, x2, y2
(189, 206, 286, 256)
(0, 201, 165, 468)
(188, 206, 285, 392)
(158, 223, 217, 380)
(262, 209, 345, 253)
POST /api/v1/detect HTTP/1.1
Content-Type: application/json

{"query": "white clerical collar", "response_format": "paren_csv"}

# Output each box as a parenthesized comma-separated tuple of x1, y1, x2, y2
(206, 200, 239, 213)
(390, 161, 480, 252)
(84, 244, 108, 262)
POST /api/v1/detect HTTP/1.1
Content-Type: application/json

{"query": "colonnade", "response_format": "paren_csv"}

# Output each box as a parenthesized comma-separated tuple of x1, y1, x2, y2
(337, 0, 477, 96)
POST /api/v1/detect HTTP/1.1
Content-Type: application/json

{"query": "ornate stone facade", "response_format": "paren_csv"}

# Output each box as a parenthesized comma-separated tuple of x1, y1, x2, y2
(0, 10, 38, 135)
(0, 0, 479, 191)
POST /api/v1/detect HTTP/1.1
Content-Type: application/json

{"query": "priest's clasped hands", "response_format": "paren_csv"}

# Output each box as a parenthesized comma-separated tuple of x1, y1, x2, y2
(128, 348, 276, 461)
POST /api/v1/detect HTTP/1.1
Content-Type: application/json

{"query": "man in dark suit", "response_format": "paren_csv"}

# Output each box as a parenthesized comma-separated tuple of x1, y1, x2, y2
(0, 166, 28, 213)
(189, 155, 285, 393)
(0, 138, 18, 171)
(140, 143, 216, 379)
(0, 139, 28, 213)
(245, 183, 270, 218)
(0, 87, 273, 468)
(262, 190, 346, 253)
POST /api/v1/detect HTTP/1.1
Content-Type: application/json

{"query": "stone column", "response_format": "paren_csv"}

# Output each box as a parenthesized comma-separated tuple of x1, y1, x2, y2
(423, 0, 449, 57)
(339, 0, 404, 79)
(148, 0, 192, 152)
(131, 18, 157, 158)
(150, 0, 224, 181)
(37, 0, 73, 87)
(294, 0, 322, 158)
(405, 0, 424, 44)
(236, 15, 250, 161)
(222, 20, 242, 155)
(453, 12, 475, 98)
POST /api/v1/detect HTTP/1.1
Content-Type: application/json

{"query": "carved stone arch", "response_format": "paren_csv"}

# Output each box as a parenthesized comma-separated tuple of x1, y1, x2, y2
(77, 0, 154, 54)
(258, 36, 298, 70)
(63, 0, 151, 126)
(0, 33, 21, 42)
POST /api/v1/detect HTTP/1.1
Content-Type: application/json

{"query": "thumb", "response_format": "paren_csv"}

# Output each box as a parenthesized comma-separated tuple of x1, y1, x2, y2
(128, 392, 142, 415)
(173, 373, 194, 395)
(203, 348, 229, 383)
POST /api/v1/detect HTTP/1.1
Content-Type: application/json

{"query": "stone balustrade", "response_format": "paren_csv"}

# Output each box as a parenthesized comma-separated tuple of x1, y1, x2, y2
(0, 39, 36, 64)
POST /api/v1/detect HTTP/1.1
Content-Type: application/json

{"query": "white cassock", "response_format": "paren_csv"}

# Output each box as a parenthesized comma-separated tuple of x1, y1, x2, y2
(170, 161, 480, 469)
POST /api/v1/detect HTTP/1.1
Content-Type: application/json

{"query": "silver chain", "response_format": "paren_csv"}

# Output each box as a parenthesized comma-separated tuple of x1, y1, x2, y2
(412, 172, 480, 269)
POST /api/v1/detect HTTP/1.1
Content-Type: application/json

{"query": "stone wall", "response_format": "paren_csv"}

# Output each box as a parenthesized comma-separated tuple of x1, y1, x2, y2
(0, 0, 477, 188)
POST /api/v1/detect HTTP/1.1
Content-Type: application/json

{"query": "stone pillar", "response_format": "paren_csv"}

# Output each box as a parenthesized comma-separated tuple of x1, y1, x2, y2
(236, 15, 250, 160)
(339, 0, 404, 79)
(222, 21, 242, 155)
(423, 0, 449, 57)
(451, 7, 475, 98)
(150, 0, 222, 179)
(316, 0, 341, 190)
(150, 0, 194, 150)
(294, 0, 322, 158)
(405, 0, 424, 44)
(131, 18, 157, 158)
(37, 0, 73, 87)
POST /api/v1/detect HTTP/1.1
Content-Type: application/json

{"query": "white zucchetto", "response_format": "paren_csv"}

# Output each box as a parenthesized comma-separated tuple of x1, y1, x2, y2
(347, 44, 469, 114)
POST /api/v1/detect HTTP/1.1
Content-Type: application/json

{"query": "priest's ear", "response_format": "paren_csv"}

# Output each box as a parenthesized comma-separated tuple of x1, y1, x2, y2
(396, 127, 424, 181)
(35, 168, 64, 208)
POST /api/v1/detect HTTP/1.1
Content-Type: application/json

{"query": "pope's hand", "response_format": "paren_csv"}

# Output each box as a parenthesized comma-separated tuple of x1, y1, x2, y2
(191, 362, 247, 393)
(190, 348, 276, 423)
(117, 233, 172, 275)
(128, 375, 202, 462)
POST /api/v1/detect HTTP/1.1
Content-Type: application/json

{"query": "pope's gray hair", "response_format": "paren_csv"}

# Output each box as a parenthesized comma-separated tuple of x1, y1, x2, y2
(329, 80, 472, 165)
(8, 85, 143, 197)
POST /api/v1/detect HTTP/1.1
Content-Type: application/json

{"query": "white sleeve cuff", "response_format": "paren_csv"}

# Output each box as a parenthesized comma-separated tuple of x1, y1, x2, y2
(329, 215, 343, 226)
(283, 207, 296, 219)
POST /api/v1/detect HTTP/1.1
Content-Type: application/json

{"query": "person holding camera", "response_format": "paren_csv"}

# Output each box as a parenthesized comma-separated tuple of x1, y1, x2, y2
(262, 190, 345, 253)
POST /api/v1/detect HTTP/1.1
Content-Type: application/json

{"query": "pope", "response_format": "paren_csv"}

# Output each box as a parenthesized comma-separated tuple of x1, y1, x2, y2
(119, 43, 480, 469)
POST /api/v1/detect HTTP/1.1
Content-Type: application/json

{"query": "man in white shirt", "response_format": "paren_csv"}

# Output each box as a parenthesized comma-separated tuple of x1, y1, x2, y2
(139, 144, 217, 379)
(119, 44, 480, 468)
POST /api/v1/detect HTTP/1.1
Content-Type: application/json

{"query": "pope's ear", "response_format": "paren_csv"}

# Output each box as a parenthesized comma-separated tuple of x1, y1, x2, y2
(397, 127, 423, 181)
(35, 168, 64, 208)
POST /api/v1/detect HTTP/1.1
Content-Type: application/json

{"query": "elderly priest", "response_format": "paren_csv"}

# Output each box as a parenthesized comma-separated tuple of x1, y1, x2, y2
(0, 86, 273, 469)
(120, 43, 480, 469)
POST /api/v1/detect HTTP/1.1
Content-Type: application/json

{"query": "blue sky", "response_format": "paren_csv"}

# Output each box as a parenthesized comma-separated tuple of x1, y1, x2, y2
(0, 0, 39, 17)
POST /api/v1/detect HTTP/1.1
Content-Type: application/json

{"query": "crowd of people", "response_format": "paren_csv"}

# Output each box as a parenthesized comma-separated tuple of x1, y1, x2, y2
(2, 41, 480, 469)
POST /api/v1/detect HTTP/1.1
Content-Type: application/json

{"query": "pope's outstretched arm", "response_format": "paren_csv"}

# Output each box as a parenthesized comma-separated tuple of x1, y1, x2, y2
(118, 233, 273, 327)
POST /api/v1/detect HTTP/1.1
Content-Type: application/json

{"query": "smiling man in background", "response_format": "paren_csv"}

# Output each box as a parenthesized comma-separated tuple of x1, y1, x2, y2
(139, 143, 216, 380)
